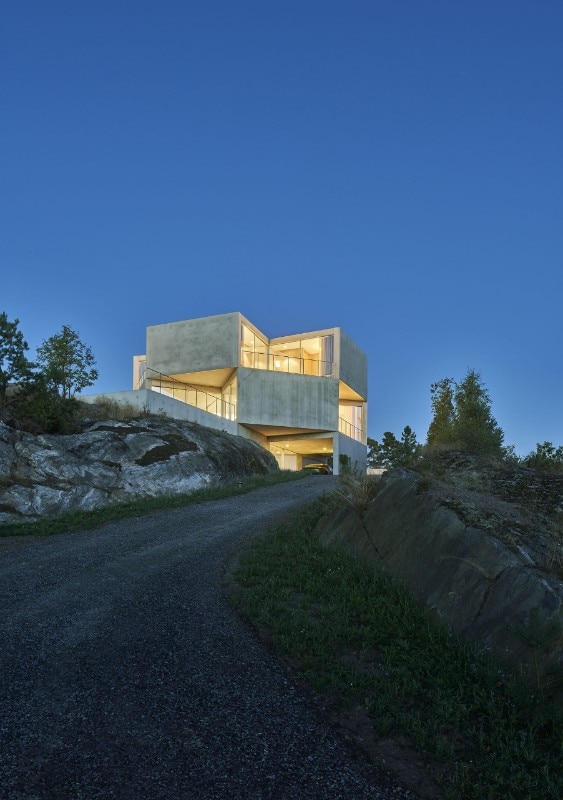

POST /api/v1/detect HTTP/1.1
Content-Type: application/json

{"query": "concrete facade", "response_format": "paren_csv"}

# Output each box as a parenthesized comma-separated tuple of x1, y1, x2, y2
(237, 368, 338, 432)
(147, 313, 239, 376)
(338, 329, 368, 400)
(129, 312, 368, 475)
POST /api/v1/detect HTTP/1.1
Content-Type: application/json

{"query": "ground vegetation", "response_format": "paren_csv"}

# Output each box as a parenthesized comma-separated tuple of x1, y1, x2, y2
(231, 497, 563, 800)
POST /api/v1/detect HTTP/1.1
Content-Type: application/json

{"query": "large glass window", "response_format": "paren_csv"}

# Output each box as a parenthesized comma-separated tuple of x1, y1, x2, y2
(269, 443, 299, 471)
(339, 404, 364, 442)
(240, 323, 267, 369)
(269, 335, 334, 377)
(240, 325, 333, 377)
(269, 341, 302, 373)
(222, 376, 237, 421)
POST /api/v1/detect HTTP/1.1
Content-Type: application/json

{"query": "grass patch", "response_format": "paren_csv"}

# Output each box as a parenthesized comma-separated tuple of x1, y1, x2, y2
(0, 471, 304, 538)
(231, 499, 563, 800)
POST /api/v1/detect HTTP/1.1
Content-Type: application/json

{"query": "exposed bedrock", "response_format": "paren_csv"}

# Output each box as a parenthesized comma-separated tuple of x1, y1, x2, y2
(315, 468, 563, 688)
(0, 418, 278, 524)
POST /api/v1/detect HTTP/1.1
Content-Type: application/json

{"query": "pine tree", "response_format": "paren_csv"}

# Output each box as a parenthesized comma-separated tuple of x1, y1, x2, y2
(426, 378, 455, 449)
(0, 312, 35, 410)
(399, 425, 423, 466)
(427, 370, 504, 454)
(368, 426, 422, 469)
(452, 369, 504, 454)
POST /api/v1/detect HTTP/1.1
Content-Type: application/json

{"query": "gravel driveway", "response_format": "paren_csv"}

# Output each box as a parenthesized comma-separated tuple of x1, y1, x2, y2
(0, 478, 410, 800)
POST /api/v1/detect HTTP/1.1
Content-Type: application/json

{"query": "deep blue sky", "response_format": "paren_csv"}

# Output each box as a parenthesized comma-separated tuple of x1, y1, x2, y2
(1, 1, 562, 455)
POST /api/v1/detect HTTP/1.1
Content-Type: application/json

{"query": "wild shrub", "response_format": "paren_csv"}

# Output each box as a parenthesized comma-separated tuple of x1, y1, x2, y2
(335, 470, 381, 514)
(12, 376, 79, 434)
(76, 398, 149, 422)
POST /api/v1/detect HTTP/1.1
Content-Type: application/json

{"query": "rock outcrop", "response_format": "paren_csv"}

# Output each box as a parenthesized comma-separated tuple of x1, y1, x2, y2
(316, 461, 563, 688)
(0, 417, 278, 524)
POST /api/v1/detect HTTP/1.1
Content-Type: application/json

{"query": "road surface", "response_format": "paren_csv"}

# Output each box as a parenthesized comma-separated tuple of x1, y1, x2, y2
(0, 478, 413, 799)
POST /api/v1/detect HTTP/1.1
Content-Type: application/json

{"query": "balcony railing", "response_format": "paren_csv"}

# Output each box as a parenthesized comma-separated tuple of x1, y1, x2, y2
(138, 367, 236, 421)
(241, 351, 334, 377)
(339, 416, 364, 443)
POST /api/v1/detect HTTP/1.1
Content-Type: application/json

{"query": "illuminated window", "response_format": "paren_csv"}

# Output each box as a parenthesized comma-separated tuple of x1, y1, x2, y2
(339, 404, 364, 442)
(240, 323, 267, 369)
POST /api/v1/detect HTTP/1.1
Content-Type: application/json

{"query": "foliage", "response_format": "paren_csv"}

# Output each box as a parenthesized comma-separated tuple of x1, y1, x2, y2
(508, 607, 563, 695)
(368, 425, 423, 469)
(75, 398, 151, 422)
(36, 325, 98, 399)
(524, 441, 563, 474)
(232, 503, 563, 799)
(427, 370, 504, 455)
(334, 470, 381, 514)
(426, 377, 456, 449)
(0, 312, 35, 410)
(452, 369, 504, 453)
(366, 437, 378, 467)
(501, 443, 519, 463)
(12, 374, 79, 434)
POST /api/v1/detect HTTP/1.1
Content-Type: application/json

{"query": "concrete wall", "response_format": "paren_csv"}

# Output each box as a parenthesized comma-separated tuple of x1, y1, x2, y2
(237, 368, 339, 431)
(336, 432, 367, 473)
(81, 390, 238, 435)
(337, 329, 368, 399)
(236, 424, 269, 448)
(146, 312, 240, 376)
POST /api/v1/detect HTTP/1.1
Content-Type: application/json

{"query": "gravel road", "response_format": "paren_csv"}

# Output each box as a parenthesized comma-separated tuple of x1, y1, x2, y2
(0, 478, 412, 800)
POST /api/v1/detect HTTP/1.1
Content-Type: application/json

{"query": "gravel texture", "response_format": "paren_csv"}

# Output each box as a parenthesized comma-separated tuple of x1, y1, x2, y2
(0, 478, 414, 800)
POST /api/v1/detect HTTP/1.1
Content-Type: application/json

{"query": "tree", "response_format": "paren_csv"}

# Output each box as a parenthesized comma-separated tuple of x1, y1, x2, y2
(12, 372, 79, 434)
(426, 369, 504, 454)
(367, 436, 382, 468)
(524, 442, 563, 474)
(399, 425, 423, 466)
(426, 378, 455, 449)
(0, 312, 34, 410)
(452, 369, 504, 454)
(36, 325, 98, 399)
(368, 426, 423, 470)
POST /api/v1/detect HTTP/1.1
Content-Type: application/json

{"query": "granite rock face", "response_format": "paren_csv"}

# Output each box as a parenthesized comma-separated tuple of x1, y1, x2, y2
(0, 418, 278, 524)
(316, 467, 563, 688)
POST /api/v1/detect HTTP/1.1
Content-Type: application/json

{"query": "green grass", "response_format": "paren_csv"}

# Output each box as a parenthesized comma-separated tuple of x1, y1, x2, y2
(231, 499, 563, 800)
(0, 470, 304, 538)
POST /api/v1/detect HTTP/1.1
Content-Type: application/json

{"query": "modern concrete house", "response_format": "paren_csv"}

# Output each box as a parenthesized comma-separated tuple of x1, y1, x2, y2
(129, 312, 367, 475)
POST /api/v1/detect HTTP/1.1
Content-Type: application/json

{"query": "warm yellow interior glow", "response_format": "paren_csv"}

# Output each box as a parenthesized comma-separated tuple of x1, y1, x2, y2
(339, 402, 364, 442)
(338, 380, 365, 401)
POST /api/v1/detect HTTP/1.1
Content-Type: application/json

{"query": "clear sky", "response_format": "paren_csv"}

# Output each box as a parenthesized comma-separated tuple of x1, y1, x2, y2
(1, 1, 561, 455)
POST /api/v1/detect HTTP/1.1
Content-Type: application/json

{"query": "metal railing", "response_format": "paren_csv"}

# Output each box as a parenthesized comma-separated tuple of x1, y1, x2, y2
(241, 351, 334, 377)
(138, 367, 236, 421)
(339, 416, 364, 443)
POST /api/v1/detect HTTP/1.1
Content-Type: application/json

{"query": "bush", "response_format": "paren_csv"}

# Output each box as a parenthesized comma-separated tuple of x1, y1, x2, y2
(11, 377, 79, 434)
(525, 442, 563, 474)
(335, 470, 381, 514)
(76, 398, 149, 422)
